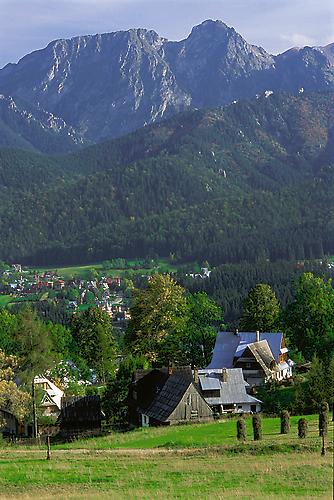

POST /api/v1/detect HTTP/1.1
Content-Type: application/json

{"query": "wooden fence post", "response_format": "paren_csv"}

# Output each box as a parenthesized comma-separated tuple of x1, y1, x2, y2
(321, 434, 325, 456)
(46, 435, 51, 460)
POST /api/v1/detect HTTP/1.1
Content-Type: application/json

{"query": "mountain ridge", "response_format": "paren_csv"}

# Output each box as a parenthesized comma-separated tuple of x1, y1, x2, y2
(0, 19, 332, 147)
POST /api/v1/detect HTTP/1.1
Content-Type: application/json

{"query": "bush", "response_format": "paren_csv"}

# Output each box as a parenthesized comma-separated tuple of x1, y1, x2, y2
(280, 410, 290, 434)
(319, 401, 329, 437)
(298, 418, 308, 438)
(252, 414, 262, 441)
(237, 417, 246, 441)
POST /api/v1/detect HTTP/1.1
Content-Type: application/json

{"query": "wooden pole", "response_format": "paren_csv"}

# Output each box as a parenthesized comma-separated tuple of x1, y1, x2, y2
(46, 435, 51, 460)
(32, 380, 38, 438)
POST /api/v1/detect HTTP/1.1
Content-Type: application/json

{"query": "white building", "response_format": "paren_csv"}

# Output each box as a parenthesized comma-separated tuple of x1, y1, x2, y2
(34, 376, 64, 417)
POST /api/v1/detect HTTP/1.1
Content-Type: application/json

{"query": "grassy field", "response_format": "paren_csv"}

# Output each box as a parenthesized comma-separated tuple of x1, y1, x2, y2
(1, 415, 333, 498)
(0, 294, 13, 308)
(0, 448, 332, 499)
(33, 259, 176, 280)
(53, 414, 325, 450)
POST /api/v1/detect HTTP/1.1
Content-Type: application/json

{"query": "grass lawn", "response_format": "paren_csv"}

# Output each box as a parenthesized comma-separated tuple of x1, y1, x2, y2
(2, 415, 333, 498)
(0, 294, 13, 308)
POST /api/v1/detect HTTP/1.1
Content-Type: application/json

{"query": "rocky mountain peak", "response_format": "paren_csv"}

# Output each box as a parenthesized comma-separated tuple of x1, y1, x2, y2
(0, 20, 332, 146)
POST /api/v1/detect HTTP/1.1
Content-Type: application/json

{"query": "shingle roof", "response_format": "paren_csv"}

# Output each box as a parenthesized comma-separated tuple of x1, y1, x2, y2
(208, 331, 284, 369)
(135, 367, 194, 422)
(144, 375, 192, 422)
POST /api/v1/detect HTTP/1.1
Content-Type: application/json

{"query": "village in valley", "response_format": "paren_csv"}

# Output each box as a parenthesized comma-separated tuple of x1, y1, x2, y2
(0, 257, 332, 438)
(0, 1, 334, 496)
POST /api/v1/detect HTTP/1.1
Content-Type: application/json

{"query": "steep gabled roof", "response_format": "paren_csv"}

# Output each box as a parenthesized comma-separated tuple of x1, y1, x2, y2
(34, 375, 63, 410)
(235, 332, 283, 361)
(208, 331, 284, 369)
(135, 366, 195, 422)
(144, 375, 192, 422)
(243, 340, 276, 376)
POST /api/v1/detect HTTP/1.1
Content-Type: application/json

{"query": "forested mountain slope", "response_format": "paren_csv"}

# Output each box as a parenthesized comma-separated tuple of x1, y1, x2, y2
(0, 91, 333, 265)
(0, 94, 86, 153)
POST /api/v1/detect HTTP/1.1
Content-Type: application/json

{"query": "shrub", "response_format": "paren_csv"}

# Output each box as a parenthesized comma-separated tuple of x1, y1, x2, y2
(319, 401, 329, 437)
(280, 410, 290, 434)
(252, 414, 262, 441)
(298, 418, 308, 438)
(237, 417, 246, 441)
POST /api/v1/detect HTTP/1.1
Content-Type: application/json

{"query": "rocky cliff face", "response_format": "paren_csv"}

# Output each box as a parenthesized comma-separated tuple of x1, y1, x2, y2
(0, 20, 333, 144)
(0, 94, 85, 153)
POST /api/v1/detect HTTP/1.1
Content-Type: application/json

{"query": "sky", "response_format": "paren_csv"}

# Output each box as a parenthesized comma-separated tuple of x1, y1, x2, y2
(0, 0, 333, 69)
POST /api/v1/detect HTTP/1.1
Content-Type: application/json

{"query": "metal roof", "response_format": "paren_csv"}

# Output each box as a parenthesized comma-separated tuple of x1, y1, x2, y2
(207, 331, 284, 369)
(199, 377, 221, 390)
(199, 368, 262, 406)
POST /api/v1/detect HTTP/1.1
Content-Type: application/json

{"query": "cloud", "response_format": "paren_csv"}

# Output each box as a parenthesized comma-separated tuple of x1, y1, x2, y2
(280, 33, 316, 48)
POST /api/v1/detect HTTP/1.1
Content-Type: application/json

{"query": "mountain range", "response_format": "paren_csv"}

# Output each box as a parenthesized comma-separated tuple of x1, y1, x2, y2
(1, 91, 333, 265)
(0, 19, 333, 149)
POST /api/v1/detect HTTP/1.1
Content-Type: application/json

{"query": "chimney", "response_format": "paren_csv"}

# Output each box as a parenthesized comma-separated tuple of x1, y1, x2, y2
(193, 366, 199, 385)
(222, 368, 228, 383)
(256, 330, 260, 342)
(168, 361, 174, 376)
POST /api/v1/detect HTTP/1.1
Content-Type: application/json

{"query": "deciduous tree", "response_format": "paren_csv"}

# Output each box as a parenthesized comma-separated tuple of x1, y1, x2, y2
(127, 275, 188, 364)
(71, 307, 117, 383)
(13, 307, 55, 436)
(0, 350, 30, 424)
(240, 284, 280, 331)
(183, 292, 223, 366)
(283, 273, 334, 361)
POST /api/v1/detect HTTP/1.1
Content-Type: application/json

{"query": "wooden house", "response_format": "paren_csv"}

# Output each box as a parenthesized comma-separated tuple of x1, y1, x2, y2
(34, 376, 63, 417)
(208, 331, 294, 387)
(59, 395, 103, 438)
(0, 408, 18, 438)
(130, 366, 213, 427)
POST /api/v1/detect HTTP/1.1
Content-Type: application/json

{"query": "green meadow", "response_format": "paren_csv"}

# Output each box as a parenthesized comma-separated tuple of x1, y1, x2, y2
(33, 259, 176, 280)
(0, 294, 13, 308)
(2, 414, 333, 499)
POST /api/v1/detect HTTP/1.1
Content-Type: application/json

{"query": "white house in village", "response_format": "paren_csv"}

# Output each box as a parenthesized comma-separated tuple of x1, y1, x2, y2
(198, 368, 261, 414)
(34, 376, 64, 417)
(208, 331, 294, 387)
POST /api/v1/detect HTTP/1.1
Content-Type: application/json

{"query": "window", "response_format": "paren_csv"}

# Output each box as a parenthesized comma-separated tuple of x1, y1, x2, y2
(203, 389, 220, 398)
(141, 414, 149, 427)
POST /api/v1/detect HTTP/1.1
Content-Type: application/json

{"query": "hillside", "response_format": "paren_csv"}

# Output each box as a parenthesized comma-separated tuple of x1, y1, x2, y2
(0, 20, 333, 145)
(0, 91, 333, 265)
(0, 94, 86, 154)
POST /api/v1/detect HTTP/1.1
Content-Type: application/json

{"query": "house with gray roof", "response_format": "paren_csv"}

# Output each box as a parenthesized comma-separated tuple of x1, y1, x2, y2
(208, 331, 293, 387)
(130, 366, 213, 427)
(198, 368, 261, 414)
